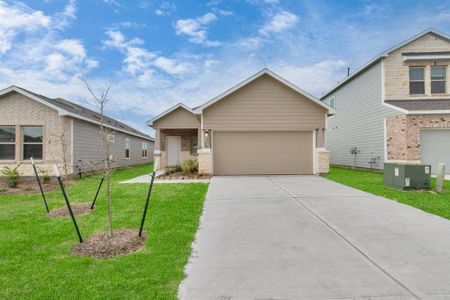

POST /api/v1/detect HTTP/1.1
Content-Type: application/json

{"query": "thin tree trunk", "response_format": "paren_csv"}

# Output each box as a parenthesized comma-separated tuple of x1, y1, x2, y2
(105, 159, 113, 237)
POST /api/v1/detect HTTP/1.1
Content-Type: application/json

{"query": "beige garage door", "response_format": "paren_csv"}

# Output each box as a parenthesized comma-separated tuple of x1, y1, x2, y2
(213, 131, 313, 175)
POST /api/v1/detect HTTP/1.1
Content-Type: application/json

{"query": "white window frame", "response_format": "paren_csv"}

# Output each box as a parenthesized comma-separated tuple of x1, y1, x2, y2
(328, 96, 336, 109)
(141, 142, 148, 158)
(22, 126, 43, 160)
(409, 66, 425, 95)
(430, 66, 447, 94)
(125, 138, 130, 159)
(0, 126, 16, 161)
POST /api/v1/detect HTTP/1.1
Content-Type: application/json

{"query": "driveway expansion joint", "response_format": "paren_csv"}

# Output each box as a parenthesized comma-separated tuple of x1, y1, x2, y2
(266, 176, 421, 300)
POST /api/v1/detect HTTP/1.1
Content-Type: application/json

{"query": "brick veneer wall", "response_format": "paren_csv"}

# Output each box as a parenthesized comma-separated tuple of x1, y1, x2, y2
(0, 92, 71, 176)
(386, 114, 450, 161)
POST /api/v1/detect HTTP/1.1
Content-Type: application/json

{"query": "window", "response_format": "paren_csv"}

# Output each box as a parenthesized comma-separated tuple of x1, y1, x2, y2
(328, 97, 336, 108)
(22, 126, 43, 160)
(0, 127, 16, 160)
(141, 142, 148, 158)
(190, 136, 198, 155)
(431, 66, 446, 94)
(409, 67, 425, 94)
(125, 138, 130, 159)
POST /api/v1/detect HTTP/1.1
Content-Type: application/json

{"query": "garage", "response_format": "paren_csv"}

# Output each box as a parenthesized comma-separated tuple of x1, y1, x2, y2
(420, 129, 450, 174)
(213, 131, 313, 175)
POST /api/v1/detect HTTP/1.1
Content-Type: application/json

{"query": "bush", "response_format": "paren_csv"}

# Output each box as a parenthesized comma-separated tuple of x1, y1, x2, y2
(165, 164, 182, 175)
(181, 159, 198, 174)
(1, 165, 22, 188)
(38, 168, 51, 184)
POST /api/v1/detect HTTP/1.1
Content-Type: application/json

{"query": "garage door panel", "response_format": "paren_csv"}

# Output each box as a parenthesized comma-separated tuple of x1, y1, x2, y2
(420, 130, 450, 175)
(213, 131, 313, 175)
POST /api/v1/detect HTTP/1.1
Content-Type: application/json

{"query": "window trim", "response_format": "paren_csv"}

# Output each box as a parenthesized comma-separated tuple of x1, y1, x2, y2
(141, 142, 148, 158)
(328, 96, 336, 109)
(0, 126, 16, 161)
(430, 65, 447, 94)
(22, 126, 43, 161)
(125, 138, 130, 159)
(409, 66, 425, 95)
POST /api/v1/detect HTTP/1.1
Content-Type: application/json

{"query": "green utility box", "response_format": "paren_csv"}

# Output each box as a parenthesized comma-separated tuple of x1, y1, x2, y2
(384, 163, 431, 190)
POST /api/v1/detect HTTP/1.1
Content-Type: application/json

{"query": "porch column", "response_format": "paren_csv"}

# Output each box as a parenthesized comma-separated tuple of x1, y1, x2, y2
(154, 128, 162, 171)
(198, 129, 212, 174)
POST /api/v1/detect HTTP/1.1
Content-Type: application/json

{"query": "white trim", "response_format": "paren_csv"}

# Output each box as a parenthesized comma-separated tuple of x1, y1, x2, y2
(321, 28, 450, 99)
(70, 118, 74, 169)
(381, 59, 385, 102)
(125, 138, 130, 160)
(312, 129, 317, 174)
(383, 118, 388, 162)
(194, 68, 336, 115)
(403, 54, 450, 61)
(146, 103, 195, 126)
(408, 110, 450, 114)
(381, 102, 409, 114)
(0, 86, 154, 142)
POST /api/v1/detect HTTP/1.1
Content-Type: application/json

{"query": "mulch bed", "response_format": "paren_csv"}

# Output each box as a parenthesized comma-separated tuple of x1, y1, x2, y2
(157, 172, 211, 180)
(0, 180, 59, 195)
(71, 229, 146, 259)
(47, 203, 94, 218)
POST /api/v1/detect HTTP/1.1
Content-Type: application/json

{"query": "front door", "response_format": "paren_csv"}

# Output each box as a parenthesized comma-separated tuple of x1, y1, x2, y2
(167, 136, 181, 166)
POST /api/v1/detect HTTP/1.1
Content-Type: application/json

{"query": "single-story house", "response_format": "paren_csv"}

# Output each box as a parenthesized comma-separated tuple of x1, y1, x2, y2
(147, 69, 335, 175)
(321, 28, 450, 174)
(0, 85, 154, 176)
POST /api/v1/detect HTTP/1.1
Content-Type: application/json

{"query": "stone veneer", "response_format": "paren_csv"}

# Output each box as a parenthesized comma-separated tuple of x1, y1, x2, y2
(316, 148, 330, 174)
(386, 114, 450, 161)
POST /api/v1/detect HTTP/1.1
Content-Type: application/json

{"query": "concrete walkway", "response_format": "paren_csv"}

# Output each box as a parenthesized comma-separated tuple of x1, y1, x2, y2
(179, 176, 450, 300)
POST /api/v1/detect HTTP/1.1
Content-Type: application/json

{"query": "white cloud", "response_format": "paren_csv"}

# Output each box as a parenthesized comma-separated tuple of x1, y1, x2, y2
(175, 13, 221, 46)
(103, 30, 193, 78)
(259, 10, 299, 36)
(55, 39, 86, 59)
(272, 59, 347, 96)
(154, 1, 176, 16)
(53, 0, 76, 30)
(0, 0, 50, 54)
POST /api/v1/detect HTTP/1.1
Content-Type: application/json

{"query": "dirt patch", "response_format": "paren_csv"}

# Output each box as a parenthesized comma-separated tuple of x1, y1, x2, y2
(47, 203, 93, 218)
(71, 229, 146, 259)
(0, 180, 58, 195)
(157, 172, 211, 180)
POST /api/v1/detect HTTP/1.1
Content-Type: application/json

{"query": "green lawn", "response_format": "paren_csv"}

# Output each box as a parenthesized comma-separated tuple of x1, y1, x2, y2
(324, 166, 450, 220)
(0, 164, 208, 299)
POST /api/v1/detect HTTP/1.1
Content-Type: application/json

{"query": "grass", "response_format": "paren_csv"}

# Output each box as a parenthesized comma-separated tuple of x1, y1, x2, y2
(0, 164, 208, 299)
(324, 166, 450, 220)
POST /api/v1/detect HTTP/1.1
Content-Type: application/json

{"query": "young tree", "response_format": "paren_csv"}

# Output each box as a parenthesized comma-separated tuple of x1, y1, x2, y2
(51, 121, 71, 187)
(82, 79, 114, 237)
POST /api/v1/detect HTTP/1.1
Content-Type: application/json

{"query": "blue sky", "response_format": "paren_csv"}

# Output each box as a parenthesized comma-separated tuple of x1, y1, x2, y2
(1, 0, 450, 135)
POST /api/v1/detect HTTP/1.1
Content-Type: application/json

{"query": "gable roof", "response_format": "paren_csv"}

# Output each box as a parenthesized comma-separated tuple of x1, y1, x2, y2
(0, 85, 154, 141)
(146, 103, 195, 126)
(194, 68, 336, 114)
(320, 28, 450, 99)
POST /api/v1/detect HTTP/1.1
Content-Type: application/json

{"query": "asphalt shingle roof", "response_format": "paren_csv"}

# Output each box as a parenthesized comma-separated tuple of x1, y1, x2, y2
(385, 99, 450, 111)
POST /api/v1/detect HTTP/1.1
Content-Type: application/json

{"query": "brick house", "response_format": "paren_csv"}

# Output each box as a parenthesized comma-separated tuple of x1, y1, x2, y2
(0, 86, 154, 176)
(321, 28, 450, 174)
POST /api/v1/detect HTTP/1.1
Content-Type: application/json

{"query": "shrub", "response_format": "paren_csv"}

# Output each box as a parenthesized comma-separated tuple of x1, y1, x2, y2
(0, 165, 22, 188)
(181, 159, 198, 174)
(38, 168, 51, 184)
(165, 164, 182, 175)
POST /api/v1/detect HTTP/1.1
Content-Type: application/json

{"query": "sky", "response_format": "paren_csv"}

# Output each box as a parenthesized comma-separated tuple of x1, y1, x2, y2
(1, 0, 450, 136)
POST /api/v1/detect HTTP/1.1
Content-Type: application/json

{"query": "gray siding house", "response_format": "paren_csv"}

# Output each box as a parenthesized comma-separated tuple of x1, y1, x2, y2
(321, 28, 450, 174)
(0, 85, 154, 176)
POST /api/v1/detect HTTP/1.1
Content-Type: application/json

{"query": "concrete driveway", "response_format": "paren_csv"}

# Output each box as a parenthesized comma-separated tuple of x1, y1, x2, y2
(178, 176, 450, 300)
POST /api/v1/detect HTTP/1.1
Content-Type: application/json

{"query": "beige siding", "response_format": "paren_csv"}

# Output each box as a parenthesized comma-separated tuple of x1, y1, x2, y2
(384, 33, 450, 100)
(203, 74, 326, 131)
(153, 107, 200, 129)
(0, 92, 71, 176)
(72, 119, 154, 172)
(213, 131, 313, 175)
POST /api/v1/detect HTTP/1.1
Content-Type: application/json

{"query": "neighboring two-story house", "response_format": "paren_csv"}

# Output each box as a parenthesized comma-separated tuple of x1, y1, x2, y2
(321, 28, 450, 174)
